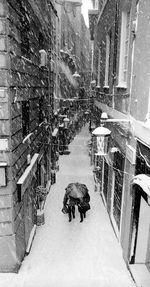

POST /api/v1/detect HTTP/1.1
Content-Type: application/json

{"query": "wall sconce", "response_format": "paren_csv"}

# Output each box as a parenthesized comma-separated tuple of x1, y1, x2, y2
(72, 71, 81, 78)
(92, 126, 111, 156)
(39, 49, 47, 67)
(0, 162, 7, 187)
(101, 112, 108, 120)
(63, 117, 70, 129)
(95, 85, 100, 91)
(90, 80, 96, 87)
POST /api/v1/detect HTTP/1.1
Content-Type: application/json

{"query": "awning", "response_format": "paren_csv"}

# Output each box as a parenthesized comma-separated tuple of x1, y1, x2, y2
(131, 174, 150, 196)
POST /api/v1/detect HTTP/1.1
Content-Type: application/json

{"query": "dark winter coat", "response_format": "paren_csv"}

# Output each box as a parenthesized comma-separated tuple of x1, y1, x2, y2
(78, 192, 91, 213)
(63, 194, 80, 207)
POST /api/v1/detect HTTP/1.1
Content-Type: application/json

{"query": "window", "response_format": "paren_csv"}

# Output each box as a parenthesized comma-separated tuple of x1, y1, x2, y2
(113, 151, 125, 230)
(19, 3, 30, 59)
(103, 161, 109, 202)
(104, 31, 111, 87)
(113, 2, 119, 83)
(94, 0, 99, 9)
(97, 48, 101, 86)
(118, 10, 131, 87)
(39, 32, 45, 49)
(39, 96, 44, 124)
(22, 101, 29, 137)
(99, 0, 106, 11)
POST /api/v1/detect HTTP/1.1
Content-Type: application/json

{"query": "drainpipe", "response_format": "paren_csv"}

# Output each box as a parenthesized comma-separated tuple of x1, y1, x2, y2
(129, 2, 139, 117)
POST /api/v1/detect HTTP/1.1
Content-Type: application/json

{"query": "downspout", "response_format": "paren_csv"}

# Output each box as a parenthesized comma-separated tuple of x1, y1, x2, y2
(129, 2, 139, 117)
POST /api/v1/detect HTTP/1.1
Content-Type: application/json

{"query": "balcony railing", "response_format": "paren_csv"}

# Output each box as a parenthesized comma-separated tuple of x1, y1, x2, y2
(95, 91, 130, 114)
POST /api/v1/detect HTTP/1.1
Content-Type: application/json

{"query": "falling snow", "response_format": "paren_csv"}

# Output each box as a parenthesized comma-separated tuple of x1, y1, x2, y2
(0, 125, 135, 287)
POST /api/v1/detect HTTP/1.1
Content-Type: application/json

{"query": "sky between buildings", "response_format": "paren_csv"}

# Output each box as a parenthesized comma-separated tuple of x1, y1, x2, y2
(81, 0, 92, 27)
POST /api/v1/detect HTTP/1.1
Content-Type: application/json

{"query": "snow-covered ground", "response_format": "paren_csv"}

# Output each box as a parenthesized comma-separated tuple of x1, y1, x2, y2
(0, 125, 135, 287)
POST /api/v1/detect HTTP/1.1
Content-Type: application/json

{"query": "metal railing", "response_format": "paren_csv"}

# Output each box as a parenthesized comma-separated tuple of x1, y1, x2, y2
(95, 91, 130, 114)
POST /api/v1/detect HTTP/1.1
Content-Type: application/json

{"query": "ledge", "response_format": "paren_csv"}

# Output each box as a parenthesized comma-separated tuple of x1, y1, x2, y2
(116, 83, 127, 89)
(17, 153, 39, 201)
(88, 9, 99, 15)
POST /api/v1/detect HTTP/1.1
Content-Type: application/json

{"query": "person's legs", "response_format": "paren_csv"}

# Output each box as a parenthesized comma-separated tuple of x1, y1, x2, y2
(79, 211, 84, 222)
(72, 206, 75, 218)
(68, 206, 72, 222)
(83, 212, 86, 218)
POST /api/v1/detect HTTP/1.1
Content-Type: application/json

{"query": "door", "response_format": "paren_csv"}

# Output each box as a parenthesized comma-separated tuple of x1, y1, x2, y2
(135, 196, 150, 263)
(112, 151, 125, 232)
(110, 171, 119, 236)
(103, 160, 109, 203)
(130, 185, 150, 267)
(24, 188, 33, 247)
(24, 179, 36, 248)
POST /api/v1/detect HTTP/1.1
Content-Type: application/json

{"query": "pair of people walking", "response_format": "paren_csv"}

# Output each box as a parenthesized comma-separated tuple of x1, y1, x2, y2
(62, 183, 91, 223)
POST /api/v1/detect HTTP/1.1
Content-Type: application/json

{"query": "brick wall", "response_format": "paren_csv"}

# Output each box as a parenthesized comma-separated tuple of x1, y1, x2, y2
(0, 0, 55, 271)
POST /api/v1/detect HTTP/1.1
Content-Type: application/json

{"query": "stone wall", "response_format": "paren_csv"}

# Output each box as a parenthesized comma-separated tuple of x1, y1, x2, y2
(0, 0, 55, 271)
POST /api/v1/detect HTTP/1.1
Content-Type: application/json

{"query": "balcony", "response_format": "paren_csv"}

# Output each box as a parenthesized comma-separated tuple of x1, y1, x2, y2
(95, 90, 130, 114)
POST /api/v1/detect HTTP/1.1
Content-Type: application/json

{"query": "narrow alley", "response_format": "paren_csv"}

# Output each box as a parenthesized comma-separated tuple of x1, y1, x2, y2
(0, 1, 150, 286)
(0, 125, 135, 287)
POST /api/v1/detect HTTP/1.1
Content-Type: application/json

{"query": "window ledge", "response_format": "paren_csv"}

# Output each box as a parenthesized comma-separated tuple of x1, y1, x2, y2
(103, 86, 109, 89)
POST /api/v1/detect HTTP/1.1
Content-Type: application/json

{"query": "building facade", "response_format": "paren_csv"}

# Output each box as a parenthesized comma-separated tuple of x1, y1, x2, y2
(89, 0, 150, 284)
(0, 0, 57, 272)
(55, 0, 91, 153)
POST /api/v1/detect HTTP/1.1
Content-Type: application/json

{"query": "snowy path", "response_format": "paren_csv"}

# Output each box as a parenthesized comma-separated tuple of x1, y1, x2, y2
(0, 125, 135, 287)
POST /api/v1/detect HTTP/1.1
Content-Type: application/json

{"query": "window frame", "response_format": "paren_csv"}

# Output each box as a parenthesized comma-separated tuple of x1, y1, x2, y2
(39, 96, 44, 124)
(19, 5, 30, 59)
(22, 100, 30, 138)
(104, 31, 111, 87)
(118, 9, 131, 88)
(97, 47, 101, 87)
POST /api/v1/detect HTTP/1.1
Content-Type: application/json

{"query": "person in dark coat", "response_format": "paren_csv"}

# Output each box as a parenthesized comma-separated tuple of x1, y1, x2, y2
(62, 184, 91, 222)
(63, 193, 80, 222)
(77, 192, 90, 222)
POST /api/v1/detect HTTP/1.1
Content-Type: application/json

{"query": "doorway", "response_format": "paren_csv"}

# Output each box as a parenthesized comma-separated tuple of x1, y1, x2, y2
(110, 170, 119, 237)
(130, 184, 150, 272)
